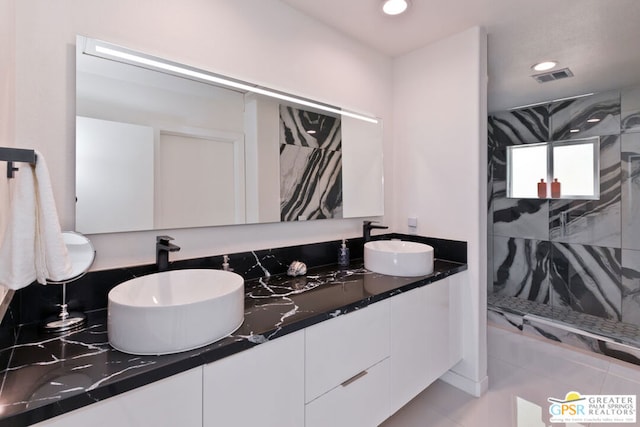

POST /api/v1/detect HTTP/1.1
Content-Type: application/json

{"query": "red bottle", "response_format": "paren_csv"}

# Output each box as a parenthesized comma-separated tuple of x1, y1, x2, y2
(537, 179, 547, 198)
(551, 178, 561, 198)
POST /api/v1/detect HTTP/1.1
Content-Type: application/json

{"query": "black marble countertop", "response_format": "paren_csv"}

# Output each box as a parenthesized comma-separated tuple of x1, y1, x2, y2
(0, 259, 466, 426)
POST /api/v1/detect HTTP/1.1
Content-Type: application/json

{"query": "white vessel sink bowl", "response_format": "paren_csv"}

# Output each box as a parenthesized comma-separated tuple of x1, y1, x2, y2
(108, 269, 244, 355)
(364, 240, 434, 277)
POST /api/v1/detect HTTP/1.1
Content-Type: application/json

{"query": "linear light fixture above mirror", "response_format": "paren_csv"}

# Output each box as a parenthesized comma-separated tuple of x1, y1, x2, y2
(80, 37, 379, 124)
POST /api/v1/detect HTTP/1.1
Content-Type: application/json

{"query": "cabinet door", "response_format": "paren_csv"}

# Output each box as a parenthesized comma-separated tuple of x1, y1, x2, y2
(35, 367, 202, 427)
(389, 277, 452, 414)
(203, 331, 304, 427)
(423, 277, 454, 384)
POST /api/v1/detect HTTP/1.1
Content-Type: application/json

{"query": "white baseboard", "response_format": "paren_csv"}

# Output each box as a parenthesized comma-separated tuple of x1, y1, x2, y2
(440, 370, 488, 397)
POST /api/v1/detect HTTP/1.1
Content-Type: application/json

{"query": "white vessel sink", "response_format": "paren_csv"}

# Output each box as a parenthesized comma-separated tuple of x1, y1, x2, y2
(364, 240, 434, 277)
(108, 269, 244, 355)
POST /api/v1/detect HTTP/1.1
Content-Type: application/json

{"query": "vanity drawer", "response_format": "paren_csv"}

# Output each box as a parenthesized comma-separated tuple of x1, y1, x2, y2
(305, 357, 390, 427)
(305, 299, 390, 403)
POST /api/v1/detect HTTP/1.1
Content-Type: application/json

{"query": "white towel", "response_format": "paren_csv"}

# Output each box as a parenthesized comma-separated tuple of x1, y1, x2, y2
(0, 151, 71, 289)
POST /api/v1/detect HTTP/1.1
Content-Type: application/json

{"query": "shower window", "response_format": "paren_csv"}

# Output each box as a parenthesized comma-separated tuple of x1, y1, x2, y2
(506, 137, 600, 200)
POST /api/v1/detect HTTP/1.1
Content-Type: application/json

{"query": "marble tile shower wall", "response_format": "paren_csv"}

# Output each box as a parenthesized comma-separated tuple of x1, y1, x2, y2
(488, 88, 640, 329)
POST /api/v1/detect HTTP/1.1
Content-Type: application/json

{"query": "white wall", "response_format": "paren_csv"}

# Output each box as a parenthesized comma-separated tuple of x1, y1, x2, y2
(12, 0, 393, 270)
(0, 0, 15, 154)
(392, 27, 488, 396)
(0, 0, 16, 303)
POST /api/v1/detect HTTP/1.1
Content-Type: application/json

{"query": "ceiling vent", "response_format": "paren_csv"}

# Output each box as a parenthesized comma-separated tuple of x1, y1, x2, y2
(531, 68, 574, 83)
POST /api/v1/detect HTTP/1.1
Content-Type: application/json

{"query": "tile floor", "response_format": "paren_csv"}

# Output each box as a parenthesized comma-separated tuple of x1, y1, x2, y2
(383, 325, 640, 427)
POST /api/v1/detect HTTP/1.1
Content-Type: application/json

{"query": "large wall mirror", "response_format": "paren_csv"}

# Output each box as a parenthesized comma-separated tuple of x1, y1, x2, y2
(75, 36, 384, 234)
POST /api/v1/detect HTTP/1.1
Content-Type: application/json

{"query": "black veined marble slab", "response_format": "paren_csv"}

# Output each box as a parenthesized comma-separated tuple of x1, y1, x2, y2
(622, 249, 640, 327)
(549, 242, 622, 321)
(548, 135, 621, 248)
(550, 90, 621, 140)
(621, 87, 640, 133)
(621, 133, 640, 250)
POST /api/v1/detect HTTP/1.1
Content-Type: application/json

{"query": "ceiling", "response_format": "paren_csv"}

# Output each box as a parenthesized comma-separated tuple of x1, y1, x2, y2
(280, 0, 640, 112)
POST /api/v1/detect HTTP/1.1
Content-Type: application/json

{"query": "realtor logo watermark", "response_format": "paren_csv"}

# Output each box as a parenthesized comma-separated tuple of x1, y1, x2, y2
(548, 391, 636, 423)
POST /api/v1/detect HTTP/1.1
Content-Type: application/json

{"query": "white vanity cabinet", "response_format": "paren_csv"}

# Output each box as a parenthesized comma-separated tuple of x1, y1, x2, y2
(202, 330, 305, 427)
(30, 272, 465, 427)
(389, 275, 463, 414)
(304, 300, 391, 427)
(34, 367, 203, 427)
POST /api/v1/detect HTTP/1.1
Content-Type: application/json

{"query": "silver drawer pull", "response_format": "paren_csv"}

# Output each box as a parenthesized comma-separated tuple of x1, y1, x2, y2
(341, 370, 368, 387)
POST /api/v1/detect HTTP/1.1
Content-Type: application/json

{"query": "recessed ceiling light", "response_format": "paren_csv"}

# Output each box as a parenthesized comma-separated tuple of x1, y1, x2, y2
(570, 129, 580, 133)
(382, 0, 409, 15)
(586, 118, 601, 123)
(532, 61, 558, 72)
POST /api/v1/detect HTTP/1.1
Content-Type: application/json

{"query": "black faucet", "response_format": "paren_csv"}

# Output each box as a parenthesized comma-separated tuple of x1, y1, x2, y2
(363, 220, 388, 243)
(156, 235, 181, 271)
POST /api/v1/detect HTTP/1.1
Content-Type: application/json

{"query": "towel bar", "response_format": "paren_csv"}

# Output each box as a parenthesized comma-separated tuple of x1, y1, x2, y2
(0, 147, 37, 178)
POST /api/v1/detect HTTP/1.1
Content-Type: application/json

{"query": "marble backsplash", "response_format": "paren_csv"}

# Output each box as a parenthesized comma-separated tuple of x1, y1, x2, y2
(488, 86, 640, 334)
(1, 233, 467, 331)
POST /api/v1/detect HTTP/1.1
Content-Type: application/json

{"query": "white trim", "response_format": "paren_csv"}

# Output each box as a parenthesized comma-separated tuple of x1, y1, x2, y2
(440, 370, 489, 397)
